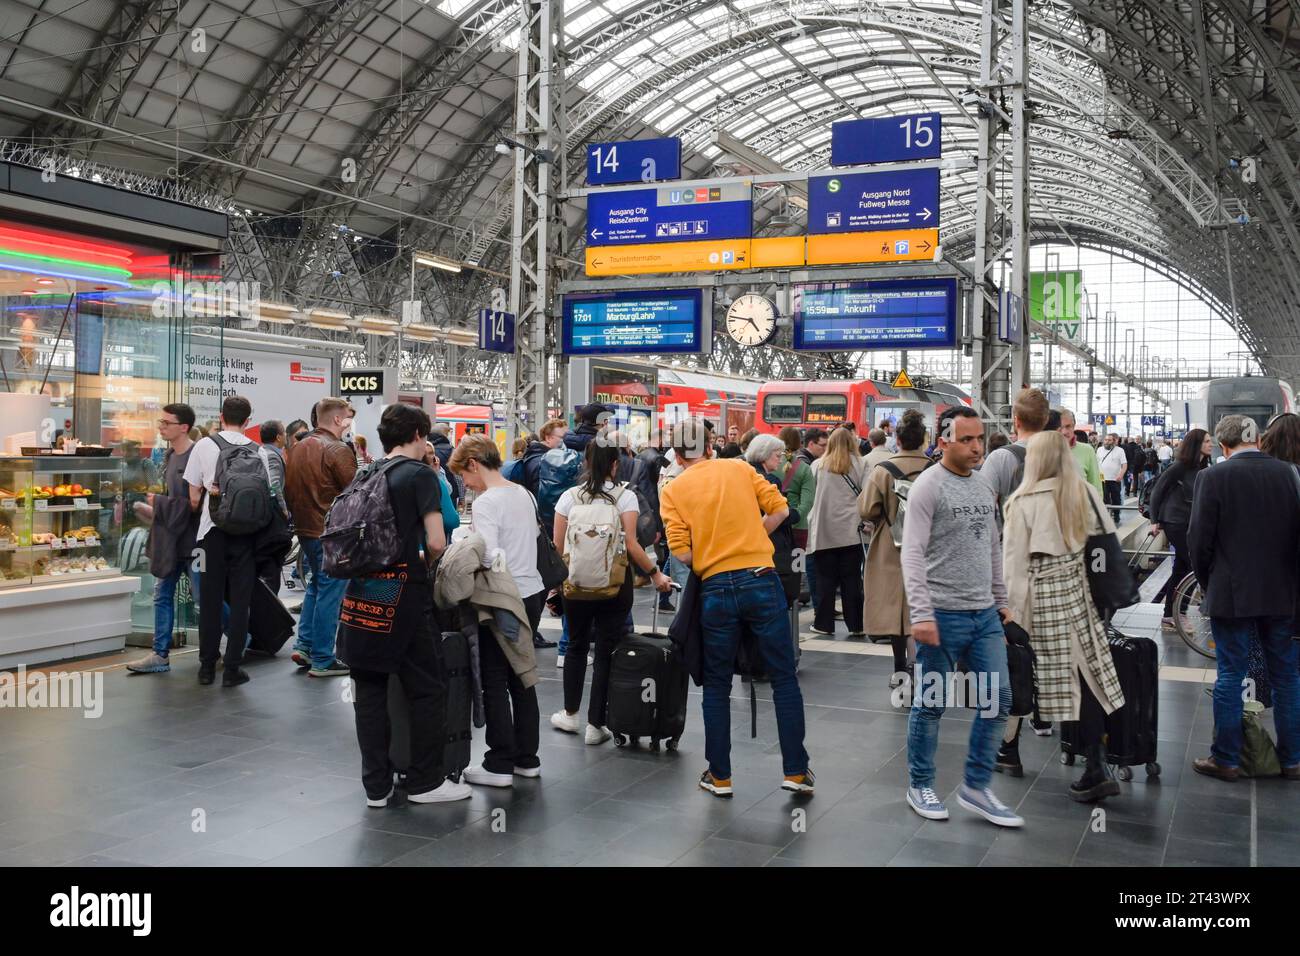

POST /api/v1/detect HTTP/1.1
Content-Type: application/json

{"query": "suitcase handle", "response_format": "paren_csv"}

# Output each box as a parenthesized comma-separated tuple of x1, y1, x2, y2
(650, 581, 683, 633)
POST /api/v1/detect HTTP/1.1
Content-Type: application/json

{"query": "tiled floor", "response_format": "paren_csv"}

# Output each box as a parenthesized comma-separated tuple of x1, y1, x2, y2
(0, 591, 1292, 867)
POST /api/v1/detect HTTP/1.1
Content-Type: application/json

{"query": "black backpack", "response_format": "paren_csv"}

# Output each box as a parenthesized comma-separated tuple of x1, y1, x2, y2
(320, 456, 409, 578)
(209, 435, 274, 536)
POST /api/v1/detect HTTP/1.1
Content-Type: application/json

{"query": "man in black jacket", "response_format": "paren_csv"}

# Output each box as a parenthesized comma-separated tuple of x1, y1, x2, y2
(1188, 414, 1300, 781)
(563, 403, 609, 453)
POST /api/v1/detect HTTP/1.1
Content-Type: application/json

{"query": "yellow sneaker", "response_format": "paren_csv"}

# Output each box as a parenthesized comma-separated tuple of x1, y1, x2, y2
(781, 769, 816, 794)
(698, 770, 733, 798)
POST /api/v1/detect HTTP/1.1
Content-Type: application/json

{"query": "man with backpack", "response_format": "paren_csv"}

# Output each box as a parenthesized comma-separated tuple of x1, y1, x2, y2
(285, 397, 358, 678)
(660, 418, 815, 799)
(183, 395, 276, 688)
(508, 417, 567, 494)
(859, 410, 930, 691)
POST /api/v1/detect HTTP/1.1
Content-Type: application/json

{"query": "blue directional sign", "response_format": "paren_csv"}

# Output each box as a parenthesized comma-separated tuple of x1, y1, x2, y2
(562, 288, 708, 356)
(831, 112, 943, 166)
(808, 168, 940, 234)
(1141, 414, 1166, 427)
(586, 183, 752, 246)
(586, 137, 682, 186)
(792, 278, 958, 351)
(478, 308, 515, 354)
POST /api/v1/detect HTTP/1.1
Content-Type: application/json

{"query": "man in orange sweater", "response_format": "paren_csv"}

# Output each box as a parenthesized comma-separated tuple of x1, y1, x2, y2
(661, 418, 814, 799)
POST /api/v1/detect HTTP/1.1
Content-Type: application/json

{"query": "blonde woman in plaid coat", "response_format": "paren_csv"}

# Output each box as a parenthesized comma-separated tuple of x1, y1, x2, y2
(1002, 431, 1126, 803)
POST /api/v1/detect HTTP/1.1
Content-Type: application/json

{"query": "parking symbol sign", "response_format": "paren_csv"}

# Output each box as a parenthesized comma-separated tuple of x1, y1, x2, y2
(895, 240, 910, 254)
(722, 250, 734, 264)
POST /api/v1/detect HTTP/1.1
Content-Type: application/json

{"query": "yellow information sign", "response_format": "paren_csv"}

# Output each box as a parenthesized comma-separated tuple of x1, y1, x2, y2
(806, 228, 939, 266)
(892, 370, 914, 390)
(585, 240, 752, 276)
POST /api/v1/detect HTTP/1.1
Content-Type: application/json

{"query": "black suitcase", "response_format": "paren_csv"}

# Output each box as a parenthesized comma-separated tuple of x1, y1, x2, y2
(389, 629, 474, 784)
(245, 579, 295, 656)
(607, 596, 688, 751)
(1061, 627, 1161, 781)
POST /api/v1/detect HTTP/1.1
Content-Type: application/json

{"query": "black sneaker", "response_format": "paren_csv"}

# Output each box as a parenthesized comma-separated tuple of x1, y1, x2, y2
(198, 664, 216, 685)
(1030, 719, 1054, 737)
(222, 667, 250, 688)
(658, 596, 675, 612)
(994, 743, 1024, 778)
(308, 660, 351, 678)
(533, 637, 557, 649)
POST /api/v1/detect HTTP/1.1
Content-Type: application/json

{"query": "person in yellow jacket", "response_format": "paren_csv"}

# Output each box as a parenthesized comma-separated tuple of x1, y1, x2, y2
(661, 419, 814, 800)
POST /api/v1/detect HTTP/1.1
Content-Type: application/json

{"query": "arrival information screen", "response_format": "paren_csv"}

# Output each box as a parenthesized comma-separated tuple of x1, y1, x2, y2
(562, 288, 706, 355)
(793, 278, 957, 350)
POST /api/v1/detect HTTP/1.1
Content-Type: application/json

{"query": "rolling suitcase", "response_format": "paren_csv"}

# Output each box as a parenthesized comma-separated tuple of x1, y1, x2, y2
(388, 629, 474, 785)
(607, 594, 688, 751)
(1060, 625, 1161, 781)
(245, 579, 295, 656)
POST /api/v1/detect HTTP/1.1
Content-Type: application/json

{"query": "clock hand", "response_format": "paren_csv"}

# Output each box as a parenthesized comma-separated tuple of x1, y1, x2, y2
(745, 316, 760, 330)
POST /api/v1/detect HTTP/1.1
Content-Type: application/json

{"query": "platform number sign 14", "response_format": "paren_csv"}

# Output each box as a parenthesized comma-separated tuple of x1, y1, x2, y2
(585, 137, 681, 186)
(478, 308, 515, 354)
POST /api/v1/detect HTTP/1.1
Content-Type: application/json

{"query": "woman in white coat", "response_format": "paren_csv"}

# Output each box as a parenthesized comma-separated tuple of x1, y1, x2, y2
(1001, 431, 1126, 802)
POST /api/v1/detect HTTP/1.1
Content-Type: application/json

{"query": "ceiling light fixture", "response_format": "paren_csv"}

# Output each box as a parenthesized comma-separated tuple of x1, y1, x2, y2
(413, 251, 464, 273)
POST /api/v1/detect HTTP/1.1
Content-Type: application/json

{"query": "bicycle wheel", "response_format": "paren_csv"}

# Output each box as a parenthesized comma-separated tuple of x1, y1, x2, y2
(1172, 572, 1215, 659)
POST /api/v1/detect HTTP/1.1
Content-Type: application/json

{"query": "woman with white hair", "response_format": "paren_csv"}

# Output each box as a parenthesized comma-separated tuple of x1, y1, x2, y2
(1001, 430, 1126, 802)
(747, 433, 802, 608)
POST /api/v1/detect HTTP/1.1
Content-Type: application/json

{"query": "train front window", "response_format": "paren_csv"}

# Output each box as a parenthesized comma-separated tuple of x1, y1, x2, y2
(1212, 405, 1273, 434)
(805, 394, 848, 424)
(763, 393, 805, 422)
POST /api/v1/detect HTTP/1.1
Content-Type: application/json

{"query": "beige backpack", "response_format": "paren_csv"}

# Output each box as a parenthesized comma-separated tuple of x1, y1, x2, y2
(562, 485, 629, 601)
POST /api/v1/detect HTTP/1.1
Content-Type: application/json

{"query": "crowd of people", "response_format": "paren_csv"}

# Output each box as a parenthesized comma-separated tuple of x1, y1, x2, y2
(121, 392, 1299, 819)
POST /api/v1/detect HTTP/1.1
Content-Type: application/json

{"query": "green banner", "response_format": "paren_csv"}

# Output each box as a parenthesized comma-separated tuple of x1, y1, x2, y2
(1029, 270, 1083, 342)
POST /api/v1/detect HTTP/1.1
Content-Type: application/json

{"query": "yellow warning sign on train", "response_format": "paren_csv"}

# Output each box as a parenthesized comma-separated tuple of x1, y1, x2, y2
(585, 240, 752, 276)
(892, 370, 914, 389)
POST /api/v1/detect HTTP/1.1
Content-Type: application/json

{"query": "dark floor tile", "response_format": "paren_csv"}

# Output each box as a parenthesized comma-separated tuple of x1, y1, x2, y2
(671, 837, 780, 867)
(1073, 820, 1167, 866)
(1163, 836, 1251, 867)
(386, 820, 522, 867)
(1169, 807, 1251, 845)
(888, 838, 989, 866)
(261, 824, 429, 866)
(3, 830, 129, 866)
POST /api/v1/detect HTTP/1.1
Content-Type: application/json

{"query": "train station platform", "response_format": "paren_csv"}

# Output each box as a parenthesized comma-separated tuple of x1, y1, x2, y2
(0, 590, 1289, 869)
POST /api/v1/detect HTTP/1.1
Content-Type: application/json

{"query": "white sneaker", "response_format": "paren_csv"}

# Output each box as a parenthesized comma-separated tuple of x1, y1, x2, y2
(551, 710, 581, 734)
(556, 654, 565, 668)
(366, 788, 394, 808)
(585, 724, 612, 746)
(408, 779, 472, 803)
(463, 764, 514, 788)
(514, 764, 541, 778)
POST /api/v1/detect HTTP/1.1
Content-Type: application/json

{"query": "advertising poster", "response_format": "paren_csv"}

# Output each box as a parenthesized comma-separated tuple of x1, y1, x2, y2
(186, 342, 335, 437)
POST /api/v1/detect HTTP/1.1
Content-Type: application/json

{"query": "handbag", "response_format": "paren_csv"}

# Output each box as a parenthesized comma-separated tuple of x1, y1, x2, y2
(1241, 700, 1282, 777)
(1083, 492, 1139, 615)
(1003, 619, 1036, 717)
(529, 491, 567, 591)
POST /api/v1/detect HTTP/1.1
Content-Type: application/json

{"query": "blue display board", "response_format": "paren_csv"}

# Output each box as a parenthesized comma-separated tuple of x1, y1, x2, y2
(808, 168, 940, 234)
(587, 184, 752, 245)
(478, 308, 515, 354)
(586, 138, 682, 186)
(792, 278, 958, 351)
(831, 112, 943, 166)
(562, 288, 708, 356)
(998, 289, 1025, 345)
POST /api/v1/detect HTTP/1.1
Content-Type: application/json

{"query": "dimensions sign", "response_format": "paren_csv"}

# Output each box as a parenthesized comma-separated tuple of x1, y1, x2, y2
(587, 182, 752, 246)
(792, 278, 958, 351)
(562, 288, 709, 356)
(808, 168, 940, 234)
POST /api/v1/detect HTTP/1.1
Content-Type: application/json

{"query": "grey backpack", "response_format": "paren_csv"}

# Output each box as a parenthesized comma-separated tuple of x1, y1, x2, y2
(209, 434, 274, 536)
(321, 456, 409, 578)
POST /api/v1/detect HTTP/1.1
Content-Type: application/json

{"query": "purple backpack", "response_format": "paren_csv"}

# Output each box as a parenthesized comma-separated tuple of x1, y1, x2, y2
(320, 457, 410, 578)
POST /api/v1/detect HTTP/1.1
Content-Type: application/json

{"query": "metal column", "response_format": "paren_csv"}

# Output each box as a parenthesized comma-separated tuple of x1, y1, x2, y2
(967, 0, 1029, 434)
(506, 0, 565, 442)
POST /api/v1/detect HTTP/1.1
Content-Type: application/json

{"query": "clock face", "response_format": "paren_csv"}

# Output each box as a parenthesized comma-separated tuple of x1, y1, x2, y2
(726, 293, 779, 347)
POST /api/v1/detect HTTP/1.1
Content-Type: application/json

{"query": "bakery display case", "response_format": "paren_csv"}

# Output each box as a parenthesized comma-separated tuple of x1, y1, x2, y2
(0, 454, 139, 669)
(0, 455, 123, 587)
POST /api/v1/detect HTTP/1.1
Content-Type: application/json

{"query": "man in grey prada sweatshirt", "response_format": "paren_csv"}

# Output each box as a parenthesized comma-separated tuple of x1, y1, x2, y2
(898, 407, 1022, 829)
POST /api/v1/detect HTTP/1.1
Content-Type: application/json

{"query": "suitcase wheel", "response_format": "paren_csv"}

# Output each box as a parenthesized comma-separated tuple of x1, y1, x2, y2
(612, 733, 629, 748)
(648, 739, 661, 752)
(666, 736, 680, 752)
(1145, 762, 1161, 778)
(1060, 752, 1075, 766)
(1117, 766, 1133, 782)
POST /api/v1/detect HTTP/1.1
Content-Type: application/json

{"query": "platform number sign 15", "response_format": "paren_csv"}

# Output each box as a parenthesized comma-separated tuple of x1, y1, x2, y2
(898, 114, 935, 150)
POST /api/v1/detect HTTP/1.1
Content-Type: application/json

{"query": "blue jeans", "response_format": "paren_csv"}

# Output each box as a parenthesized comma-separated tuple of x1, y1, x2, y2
(907, 606, 1010, 791)
(1210, 616, 1300, 768)
(153, 566, 229, 656)
(296, 537, 348, 669)
(699, 568, 808, 779)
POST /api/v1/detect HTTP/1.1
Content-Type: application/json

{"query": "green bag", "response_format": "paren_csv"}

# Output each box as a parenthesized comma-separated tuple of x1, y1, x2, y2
(1241, 700, 1282, 778)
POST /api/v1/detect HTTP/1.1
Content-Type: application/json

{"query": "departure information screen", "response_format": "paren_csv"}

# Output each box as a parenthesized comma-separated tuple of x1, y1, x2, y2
(792, 278, 958, 350)
(562, 288, 708, 355)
